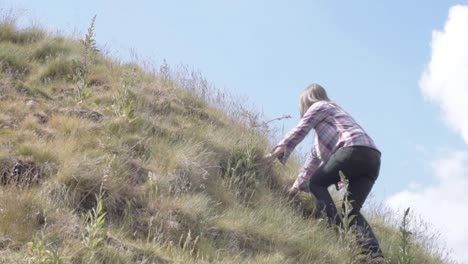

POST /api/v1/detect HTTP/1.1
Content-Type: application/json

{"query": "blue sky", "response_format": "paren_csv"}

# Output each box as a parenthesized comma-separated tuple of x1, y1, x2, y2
(1, 0, 464, 199)
(3, 1, 468, 260)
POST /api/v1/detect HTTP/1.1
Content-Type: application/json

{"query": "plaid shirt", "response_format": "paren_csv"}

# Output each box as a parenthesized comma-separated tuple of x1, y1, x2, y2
(277, 101, 378, 192)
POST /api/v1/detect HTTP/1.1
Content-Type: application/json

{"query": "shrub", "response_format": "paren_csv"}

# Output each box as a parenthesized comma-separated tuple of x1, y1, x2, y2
(39, 57, 75, 83)
(0, 43, 30, 75)
(31, 39, 71, 62)
(0, 22, 45, 44)
(0, 22, 16, 42)
(220, 144, 261, 203)
(13, 27, 45, 44)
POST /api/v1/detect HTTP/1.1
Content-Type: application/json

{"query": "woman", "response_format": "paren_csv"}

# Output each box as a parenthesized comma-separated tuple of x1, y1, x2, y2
(268, 83, 384, 260)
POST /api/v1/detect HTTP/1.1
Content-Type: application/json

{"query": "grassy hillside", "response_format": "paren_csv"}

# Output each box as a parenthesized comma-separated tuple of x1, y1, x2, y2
(0, 16, 452, 263)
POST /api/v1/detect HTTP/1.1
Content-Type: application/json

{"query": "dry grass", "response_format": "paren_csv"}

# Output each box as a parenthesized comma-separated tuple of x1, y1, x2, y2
(0, 42, 30, 76)
(0, 188, 45, 244)
(0, 13, 455, 264)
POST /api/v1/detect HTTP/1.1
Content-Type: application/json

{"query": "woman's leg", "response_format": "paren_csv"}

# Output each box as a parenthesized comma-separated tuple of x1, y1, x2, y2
(309, 147, 383, 257)
(308, 147, 353, 226)
(308, 176, 340, 226)
(346, 176, 383, 257)
(344, 147, 383, 257)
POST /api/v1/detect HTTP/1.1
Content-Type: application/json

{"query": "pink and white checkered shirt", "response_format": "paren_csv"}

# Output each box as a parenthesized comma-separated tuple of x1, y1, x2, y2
(276, 101, 378, 192)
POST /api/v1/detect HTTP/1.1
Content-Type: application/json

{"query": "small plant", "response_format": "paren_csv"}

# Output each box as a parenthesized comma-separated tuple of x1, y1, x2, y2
(112, 69, 137, 122)
(337, 171, 367, 261)
(81, 190, 107, 259)
(27, 235, 64, 264)
(399, 207, 415, 264)
(80, 15, 98, 68)
(70, 60, 90, 101)
(72, 15, 98, 101)
(337, 171, 356, 239)
(159, 59, 171, 84)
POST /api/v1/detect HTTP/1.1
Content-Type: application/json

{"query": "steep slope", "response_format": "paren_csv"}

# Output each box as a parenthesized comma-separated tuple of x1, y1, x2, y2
(0, 18, 450, 263)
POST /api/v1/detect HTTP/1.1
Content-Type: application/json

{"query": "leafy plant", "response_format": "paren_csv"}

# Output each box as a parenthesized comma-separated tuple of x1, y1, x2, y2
(399, 207, 415, 264)
(80, 15, 98, 68)
(81, 191, 107, 257)
(71, 60, 90, 101)
(27, 235, 64, 264)
(337, 171, 356, 238)
(112, 70, 137, 122)
(72, 14, 98, 101)
(337, 171, 367, 261)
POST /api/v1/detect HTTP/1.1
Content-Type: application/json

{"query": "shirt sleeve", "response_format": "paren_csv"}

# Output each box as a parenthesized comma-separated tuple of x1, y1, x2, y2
(275, 102, 330, 164)
(292, 147, 321, 192)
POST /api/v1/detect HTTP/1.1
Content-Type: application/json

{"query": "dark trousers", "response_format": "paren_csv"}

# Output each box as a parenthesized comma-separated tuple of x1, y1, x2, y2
(308, 146, 383, 256)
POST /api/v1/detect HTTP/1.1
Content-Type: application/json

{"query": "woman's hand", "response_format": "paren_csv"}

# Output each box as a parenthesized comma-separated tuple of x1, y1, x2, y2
(264, 145, 286, 163)
(287, 186, 299, 197)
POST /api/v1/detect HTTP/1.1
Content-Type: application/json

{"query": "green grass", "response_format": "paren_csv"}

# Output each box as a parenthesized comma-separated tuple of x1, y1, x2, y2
(0, 16, 455, 264)
(30, 38, 71, 62)
(0, 42, 30, 75)
(0, 22, 45, 45)
(39, 56, 76, 83)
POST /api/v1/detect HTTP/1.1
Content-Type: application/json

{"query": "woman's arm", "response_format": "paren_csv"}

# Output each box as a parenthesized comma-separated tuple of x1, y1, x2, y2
(276, 102, 330, 164)
(292, 148, 321, 192)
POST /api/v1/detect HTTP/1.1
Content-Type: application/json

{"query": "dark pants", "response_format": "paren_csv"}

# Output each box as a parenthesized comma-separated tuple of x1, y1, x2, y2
(308, 146, 383, 256)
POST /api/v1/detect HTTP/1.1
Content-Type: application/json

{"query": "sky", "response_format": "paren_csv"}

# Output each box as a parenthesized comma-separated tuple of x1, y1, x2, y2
(1, 0, 468, 262)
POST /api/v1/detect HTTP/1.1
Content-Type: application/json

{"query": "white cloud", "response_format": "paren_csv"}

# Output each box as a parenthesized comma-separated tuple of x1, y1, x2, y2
(388, 5, 468, 263)
(419, 5, 468, 144)
(387, 151, 468, 263)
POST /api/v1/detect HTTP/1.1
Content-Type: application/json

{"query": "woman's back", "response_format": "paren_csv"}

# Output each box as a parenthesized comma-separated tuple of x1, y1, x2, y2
(312, 101, 378, 161)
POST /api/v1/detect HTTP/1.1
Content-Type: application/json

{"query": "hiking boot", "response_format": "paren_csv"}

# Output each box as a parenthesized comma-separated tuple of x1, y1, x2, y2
(369, 256, 385, 264)
(355, 252, 385, 263)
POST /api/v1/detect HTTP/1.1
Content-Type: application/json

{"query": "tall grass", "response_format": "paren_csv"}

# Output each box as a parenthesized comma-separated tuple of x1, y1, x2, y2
(0, 42, 30, 75)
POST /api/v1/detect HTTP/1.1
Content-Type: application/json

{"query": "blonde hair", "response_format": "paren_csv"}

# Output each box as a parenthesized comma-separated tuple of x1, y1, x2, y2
(299, 83, 330, 117)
